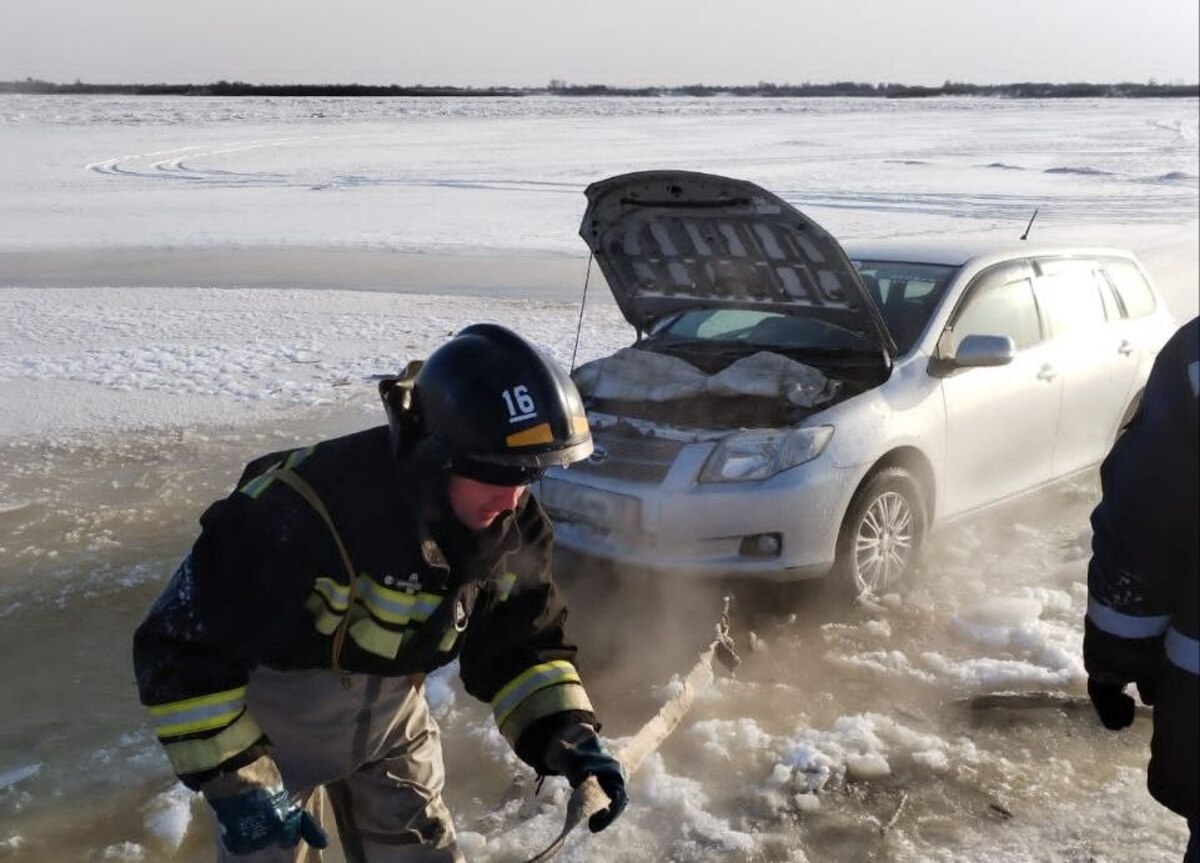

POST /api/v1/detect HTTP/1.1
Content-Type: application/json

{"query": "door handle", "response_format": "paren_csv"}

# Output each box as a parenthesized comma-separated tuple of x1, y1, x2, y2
(1118, 340, 1135, 357)
(1037, 364, 1058, 382)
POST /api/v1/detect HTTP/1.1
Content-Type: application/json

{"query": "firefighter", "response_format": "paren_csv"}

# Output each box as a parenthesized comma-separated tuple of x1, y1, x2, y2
(133, 324, 627, 862)
(1084, 316, 1198, 862)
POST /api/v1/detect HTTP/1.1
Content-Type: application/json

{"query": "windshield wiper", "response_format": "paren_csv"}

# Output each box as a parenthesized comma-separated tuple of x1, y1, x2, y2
(651, 338, 745, 351)
(780, 345, 880, 358)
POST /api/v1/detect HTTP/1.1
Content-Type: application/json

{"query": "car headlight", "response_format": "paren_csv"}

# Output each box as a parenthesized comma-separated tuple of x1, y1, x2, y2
(699, 426, 834, 483)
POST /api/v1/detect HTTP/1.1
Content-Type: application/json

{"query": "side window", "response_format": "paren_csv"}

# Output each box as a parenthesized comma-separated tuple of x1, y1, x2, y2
(1033, 259, 1109, 338)
(1103, 259, 1157, 319)
(947, 270, 1042, 354)
(1097, 277, 1122, 322)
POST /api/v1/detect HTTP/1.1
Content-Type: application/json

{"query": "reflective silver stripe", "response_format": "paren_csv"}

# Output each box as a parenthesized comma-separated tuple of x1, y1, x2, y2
(1087, 597, 1171, 639)
(284, 447, 314, 469)
(1165, 626, 1199, 675)
(147, 687, 248, 738)
(162, 712, 263, 775)
(491, 661, 581, 729)
(498, 683, 594, 748)
(357, 577, 442, 625)
(313, 577, 350, 611)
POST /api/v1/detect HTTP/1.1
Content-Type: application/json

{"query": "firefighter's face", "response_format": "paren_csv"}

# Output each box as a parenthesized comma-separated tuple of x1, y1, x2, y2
(447, 474, 526, 530)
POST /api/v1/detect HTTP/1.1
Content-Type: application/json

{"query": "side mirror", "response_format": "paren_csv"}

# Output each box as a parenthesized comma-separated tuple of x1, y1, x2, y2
(953, 334, 1016, 368)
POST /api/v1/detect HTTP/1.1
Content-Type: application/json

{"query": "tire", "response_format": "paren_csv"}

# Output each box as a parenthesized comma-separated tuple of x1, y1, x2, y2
(833, 467, 927, 597)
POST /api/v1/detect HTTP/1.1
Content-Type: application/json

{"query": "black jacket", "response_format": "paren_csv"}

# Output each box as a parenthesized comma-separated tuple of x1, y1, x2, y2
(134, 425, 595, 788)
(1085, 317, 1198, 819)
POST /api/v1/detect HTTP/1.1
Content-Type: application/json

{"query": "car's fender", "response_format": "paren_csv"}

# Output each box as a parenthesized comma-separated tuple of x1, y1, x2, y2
(800, 352, 946, 522)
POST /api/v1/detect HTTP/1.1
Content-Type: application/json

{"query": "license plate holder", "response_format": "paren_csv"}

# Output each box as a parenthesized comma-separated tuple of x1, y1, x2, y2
(538, 479, 641, 535)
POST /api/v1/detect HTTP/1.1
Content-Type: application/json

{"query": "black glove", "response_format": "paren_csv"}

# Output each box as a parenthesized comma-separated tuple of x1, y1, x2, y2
(207, 785, 328, 855)
(553, 727, 628, 833)
(1087, 678, 1135, 730)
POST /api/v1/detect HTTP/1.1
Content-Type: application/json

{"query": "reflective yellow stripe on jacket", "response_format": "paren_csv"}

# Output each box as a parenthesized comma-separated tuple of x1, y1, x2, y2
(491, 660, 594, 747)
(495, 571, 518, 602)
(238, 447, 314, 499)
(305, 574, 447, 659)
(146, 686, 263, 776)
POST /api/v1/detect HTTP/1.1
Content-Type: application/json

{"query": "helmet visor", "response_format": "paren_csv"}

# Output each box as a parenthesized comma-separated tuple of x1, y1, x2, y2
(451, 457, 547, 487)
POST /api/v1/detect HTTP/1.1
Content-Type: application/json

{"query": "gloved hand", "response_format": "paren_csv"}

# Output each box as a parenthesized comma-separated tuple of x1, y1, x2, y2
(1087, 678, 1135, 730)
(207, 785, 328, 855)
(552, 725, 628, 833)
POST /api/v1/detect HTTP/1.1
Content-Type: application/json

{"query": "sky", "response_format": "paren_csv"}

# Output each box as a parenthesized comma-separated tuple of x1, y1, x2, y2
(2, 0, 1197, 87)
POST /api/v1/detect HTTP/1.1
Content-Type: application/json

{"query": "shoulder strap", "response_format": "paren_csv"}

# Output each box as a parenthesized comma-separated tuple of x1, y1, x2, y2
(268, 467, 358, 685)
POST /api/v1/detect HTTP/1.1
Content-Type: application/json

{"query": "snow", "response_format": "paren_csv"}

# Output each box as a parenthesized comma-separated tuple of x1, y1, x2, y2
(0, 286, 632, 439)
(0, 93, 1195, 862)
(425, 663, 460, 718)
(575, 347, 839, 406)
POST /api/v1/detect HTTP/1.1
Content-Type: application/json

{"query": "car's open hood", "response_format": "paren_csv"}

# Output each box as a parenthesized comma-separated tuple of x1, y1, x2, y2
(580, 171, 896, 357)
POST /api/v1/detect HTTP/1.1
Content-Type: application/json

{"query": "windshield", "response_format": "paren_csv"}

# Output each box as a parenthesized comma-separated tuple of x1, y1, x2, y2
(648, 308, 878, 353)
(851, 260, 959, 354)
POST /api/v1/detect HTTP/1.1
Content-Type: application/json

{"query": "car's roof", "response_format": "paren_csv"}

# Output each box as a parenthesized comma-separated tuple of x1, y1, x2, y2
(843, 237, 1139, 268)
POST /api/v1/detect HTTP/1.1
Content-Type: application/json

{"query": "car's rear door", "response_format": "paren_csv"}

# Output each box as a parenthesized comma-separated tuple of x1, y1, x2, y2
(1032, 257, 1139, 476)
(937, 261, 1061, 515)
(1100, 256, 1174, 394)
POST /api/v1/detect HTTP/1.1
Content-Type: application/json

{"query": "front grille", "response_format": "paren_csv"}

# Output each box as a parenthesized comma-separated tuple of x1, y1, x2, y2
(569, 429, 684, 484)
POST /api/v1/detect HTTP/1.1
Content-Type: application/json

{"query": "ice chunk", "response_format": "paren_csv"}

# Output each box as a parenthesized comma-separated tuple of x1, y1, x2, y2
(456, 831, 487, 854)
(958, 597, 1043, 628)
(767, 763, 793, 786)
(863, 619, 893, 638)
(794, 792, 821, 813)
(425, 663, 458, 718)
(912, 749, 951, 773)
(879, 593, 903, 609)
(0, 835, 25, 853)
(0, 763, 40, 790)
(845, 752, 891, 780)
(101, 843, 146, 861)
(143, 783, 195, 851)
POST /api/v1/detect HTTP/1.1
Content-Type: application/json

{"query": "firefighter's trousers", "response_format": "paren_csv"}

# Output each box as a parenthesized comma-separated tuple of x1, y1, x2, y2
(215, 666, 463, 863)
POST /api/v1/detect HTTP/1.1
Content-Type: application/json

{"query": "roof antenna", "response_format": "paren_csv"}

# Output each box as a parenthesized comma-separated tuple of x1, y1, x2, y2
(569, 250, 594, 373)
(1019, 207, 1039, 241)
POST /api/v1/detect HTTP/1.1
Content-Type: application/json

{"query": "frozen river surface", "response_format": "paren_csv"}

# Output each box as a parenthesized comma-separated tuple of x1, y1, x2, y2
(0, 94, 1196, 862)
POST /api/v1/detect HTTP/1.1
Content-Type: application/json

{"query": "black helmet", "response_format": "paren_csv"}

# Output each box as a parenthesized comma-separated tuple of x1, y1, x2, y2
(387, 324, 592, 485)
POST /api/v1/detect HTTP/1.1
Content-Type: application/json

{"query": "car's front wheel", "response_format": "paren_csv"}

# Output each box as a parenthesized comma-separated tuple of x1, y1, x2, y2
(834, 467, 927, 597)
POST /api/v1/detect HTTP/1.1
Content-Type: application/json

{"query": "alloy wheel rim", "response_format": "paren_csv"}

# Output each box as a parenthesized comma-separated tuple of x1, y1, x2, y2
(853, 491, 914, 594)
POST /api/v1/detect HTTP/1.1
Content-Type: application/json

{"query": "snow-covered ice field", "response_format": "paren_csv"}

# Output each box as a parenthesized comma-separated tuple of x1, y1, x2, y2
(0, 94, 1196, 862)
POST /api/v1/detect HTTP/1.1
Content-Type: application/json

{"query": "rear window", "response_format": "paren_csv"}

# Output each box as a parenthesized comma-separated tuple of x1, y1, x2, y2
(1103, 259, 1157, 319)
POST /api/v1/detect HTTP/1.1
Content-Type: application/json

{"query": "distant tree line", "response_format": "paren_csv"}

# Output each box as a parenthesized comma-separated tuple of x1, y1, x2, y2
(0, 79, 526, 97)
(2, 77, 1196, 99)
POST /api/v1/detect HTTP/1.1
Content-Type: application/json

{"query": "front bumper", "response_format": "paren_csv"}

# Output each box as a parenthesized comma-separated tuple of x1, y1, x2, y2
(538, 455, 855, 580)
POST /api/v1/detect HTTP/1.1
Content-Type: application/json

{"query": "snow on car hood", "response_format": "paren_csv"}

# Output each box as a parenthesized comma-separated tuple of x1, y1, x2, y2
(580, 170, 896, 356)
(574, 346, 840, 408)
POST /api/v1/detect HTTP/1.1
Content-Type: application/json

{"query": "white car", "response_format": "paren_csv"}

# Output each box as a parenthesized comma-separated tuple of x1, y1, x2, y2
(538, 171, 1175, 594)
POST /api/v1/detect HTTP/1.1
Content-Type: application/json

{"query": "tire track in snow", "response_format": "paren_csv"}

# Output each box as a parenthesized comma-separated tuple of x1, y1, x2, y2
(86, 138, 308, 184)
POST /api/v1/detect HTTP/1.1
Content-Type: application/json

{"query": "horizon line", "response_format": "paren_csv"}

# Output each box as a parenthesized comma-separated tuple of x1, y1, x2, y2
(4, 77, 1198, 91)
